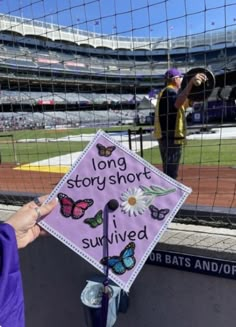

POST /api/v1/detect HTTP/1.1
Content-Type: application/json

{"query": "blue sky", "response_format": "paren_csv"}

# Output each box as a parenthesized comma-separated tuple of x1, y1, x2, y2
(1, 0, 236, 39)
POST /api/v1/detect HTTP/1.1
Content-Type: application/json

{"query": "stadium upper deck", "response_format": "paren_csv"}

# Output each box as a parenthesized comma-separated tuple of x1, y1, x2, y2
(1, 14, 236, 53)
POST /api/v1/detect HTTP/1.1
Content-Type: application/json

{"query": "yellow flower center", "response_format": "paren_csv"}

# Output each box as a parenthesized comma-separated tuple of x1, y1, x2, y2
(128, 196, 137, 206)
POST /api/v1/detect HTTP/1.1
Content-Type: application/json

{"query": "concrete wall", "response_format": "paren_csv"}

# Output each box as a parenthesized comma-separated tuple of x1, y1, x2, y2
(19, 225, 236, 327)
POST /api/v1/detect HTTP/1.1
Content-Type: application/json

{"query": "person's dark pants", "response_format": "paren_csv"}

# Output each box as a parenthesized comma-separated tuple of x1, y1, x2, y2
(158, 140, 182, 180)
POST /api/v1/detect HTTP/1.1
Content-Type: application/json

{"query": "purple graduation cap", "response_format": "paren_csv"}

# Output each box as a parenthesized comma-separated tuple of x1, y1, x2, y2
(39, 130, 191, 291)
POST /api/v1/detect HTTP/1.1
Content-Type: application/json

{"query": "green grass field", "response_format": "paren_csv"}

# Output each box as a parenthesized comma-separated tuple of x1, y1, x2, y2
(143, 139, 236, 166)
(0, 127, 235, 166)
(0, 126, 128, 141)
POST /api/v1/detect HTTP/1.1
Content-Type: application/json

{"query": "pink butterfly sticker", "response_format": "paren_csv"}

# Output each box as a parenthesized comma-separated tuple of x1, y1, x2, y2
(58, 193, 94, 219)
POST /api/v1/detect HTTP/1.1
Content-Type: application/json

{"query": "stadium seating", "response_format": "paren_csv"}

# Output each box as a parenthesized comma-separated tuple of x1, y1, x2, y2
(0, 14, 236, 126)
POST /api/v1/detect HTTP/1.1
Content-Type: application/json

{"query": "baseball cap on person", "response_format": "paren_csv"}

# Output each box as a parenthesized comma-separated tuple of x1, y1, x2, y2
(165, 68, 183, 79)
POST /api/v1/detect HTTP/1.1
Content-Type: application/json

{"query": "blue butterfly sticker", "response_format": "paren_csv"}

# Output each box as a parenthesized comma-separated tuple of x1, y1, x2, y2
(100, 242, 136, 275)
(149, 205, 170, 221)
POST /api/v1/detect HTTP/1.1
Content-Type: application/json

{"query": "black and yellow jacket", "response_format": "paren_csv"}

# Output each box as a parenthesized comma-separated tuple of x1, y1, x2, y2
(154, 84, 187, 144)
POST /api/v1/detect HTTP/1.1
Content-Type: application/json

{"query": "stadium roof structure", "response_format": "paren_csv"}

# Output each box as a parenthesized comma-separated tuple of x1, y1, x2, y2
(0, 14, 236, 53)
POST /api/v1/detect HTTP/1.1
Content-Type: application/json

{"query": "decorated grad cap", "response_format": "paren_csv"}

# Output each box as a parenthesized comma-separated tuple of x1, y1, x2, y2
(39, 129, 192, 292)
(165, 68, 183, 79)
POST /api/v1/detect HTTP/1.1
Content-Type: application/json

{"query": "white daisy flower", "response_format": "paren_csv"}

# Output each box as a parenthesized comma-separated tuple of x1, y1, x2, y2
(120, 187, 147, 216)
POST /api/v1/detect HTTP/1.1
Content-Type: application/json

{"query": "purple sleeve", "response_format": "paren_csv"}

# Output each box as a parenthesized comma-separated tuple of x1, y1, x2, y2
(0, 223, 25, 327)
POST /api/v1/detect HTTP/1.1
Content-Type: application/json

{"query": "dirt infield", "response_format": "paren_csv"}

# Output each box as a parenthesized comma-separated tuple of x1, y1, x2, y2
(0, 163, 235, 208)
(0, 164, 61, 196)
(177, 165, 236, 208)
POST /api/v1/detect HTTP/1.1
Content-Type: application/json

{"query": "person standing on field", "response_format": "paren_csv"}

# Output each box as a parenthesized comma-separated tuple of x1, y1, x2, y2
(154, 67, 207, 179)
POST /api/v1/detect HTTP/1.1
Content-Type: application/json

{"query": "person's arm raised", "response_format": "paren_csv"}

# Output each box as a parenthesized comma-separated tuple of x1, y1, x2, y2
(175, 73, 207, 109)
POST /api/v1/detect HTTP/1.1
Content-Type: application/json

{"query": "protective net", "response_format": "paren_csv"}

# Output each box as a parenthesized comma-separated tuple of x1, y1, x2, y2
(0, 0, 236, 226)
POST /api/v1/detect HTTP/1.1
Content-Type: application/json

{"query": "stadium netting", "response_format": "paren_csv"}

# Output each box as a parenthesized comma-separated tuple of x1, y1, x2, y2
(0, 0, 236, 227)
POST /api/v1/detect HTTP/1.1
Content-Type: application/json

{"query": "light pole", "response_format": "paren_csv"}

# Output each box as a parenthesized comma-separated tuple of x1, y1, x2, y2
(189, 24, 192, 48)
(19, 0, 23, 18)
(150, 27, 154, 48)
(93, 21, 99, 36)
(112, 25, 117, 49)
(76, 18, 80, 31)
(167, 26, 173, 69)
(210, 21, 215, 47)
(93, 20, 99, 47)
